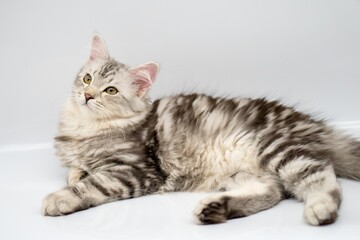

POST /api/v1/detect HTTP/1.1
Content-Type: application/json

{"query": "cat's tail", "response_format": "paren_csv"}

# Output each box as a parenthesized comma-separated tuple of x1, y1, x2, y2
(329, 130, 360, 180)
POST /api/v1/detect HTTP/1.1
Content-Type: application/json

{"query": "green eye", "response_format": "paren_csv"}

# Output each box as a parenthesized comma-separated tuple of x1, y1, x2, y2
(83, 74, 92, 84)
(104, 87, 118, 95)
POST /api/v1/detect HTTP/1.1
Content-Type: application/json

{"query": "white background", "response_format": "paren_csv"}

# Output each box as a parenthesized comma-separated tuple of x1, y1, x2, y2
(0, 0, 359, 147)
(0, 1, 360, 240)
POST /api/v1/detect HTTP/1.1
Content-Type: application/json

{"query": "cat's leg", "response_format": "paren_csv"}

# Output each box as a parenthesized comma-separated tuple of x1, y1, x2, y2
(276, 159, 341, 225)
(42, 169, 163, 216)
(193, 172, 282, 224)
(67, 167, 87, 186)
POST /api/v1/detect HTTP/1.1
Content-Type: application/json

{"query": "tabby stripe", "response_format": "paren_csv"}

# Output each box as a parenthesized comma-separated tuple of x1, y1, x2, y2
(258, 132, 284, 155)
(127, 169, 147, 191)
(102, 159, 161, 193)
(296, 162, 330, 181)
(247, 100, 269, 130)
(69, 186, 83, 199)
(260, 141, 303, 168)
(275, 148, 331, 172)
(279, 160, 330, 186)
(109, 173, 136, 197)
(87, 177, 112, 197)
(108, 164, 147, 191)
(260, 139, 324, 168)
(206, 96, 218, 113)
(103, 71, 116, 78)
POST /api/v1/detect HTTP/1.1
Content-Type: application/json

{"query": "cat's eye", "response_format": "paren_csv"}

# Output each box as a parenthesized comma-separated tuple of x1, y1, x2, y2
(83, 74, 92, 84)
(104, 87, 118, 95)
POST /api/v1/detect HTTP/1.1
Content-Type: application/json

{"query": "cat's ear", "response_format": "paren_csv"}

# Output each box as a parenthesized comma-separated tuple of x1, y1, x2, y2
(129, 62, 159, 96)
(89, 33, 109, 62)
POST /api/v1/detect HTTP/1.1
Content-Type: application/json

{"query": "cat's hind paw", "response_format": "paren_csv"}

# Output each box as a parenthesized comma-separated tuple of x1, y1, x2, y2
(304, 195, 338, 225)
(193, 195, 228, 224)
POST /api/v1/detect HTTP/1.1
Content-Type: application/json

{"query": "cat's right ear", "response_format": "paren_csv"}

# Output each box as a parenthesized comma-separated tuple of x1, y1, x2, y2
(88, 33, 109, 62)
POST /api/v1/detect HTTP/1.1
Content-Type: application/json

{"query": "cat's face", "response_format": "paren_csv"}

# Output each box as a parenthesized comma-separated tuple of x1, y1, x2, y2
(71, 34, 159, 119)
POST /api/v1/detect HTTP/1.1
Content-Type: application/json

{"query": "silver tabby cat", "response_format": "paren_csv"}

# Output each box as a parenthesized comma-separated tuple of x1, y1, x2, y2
(42, 34, 360, 226)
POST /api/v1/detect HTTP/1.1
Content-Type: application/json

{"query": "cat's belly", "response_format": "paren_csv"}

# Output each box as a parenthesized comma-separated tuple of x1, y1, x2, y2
(159, 130, 262, 192)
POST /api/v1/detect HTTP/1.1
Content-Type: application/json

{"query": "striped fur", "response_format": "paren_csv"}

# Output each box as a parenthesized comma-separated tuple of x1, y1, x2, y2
(42, 35, 360, 226)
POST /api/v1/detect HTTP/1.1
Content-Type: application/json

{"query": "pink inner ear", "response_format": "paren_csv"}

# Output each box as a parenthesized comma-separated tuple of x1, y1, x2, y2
(130, 63, 159, 95)
(89, 34, 109, 62)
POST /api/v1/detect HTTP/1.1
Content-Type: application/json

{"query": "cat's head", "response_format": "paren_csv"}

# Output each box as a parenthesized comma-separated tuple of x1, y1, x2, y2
(71, 34, 159, 119)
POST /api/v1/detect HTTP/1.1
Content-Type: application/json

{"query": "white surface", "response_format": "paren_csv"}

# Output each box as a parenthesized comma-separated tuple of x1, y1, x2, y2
(0, 148, 360, 240)
(0, 0, 360, 146)
(1, 1, 359, 239)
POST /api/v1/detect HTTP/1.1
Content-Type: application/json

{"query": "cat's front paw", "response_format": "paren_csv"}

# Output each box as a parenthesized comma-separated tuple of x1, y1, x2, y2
(42, 188, 83, 216)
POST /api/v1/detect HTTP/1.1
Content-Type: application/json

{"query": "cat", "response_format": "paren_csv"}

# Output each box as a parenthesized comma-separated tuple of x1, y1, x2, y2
(42, 34, 360, 226)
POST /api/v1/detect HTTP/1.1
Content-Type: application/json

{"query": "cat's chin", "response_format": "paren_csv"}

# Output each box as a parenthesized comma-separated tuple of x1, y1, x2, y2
(75, 102, 100, 118)
(77, 103, 122, 121)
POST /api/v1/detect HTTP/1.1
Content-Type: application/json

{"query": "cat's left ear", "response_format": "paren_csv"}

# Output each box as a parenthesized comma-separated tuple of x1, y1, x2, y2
(89, 33, 109, 62)
(129, 62, 159, 97)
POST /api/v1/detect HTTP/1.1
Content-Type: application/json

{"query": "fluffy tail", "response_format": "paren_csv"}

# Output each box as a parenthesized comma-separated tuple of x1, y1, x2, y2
(330, 132, 360, 180)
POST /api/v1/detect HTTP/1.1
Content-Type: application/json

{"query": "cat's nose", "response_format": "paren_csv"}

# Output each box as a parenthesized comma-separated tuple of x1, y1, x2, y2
(84, 93, 94, 103)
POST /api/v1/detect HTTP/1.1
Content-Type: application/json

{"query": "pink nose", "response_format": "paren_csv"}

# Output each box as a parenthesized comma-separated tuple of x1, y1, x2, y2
(84, 93, 94, 102)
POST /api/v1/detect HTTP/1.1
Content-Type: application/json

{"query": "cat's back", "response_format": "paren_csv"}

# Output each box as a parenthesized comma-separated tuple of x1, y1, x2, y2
(153, 93, 299, 148)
